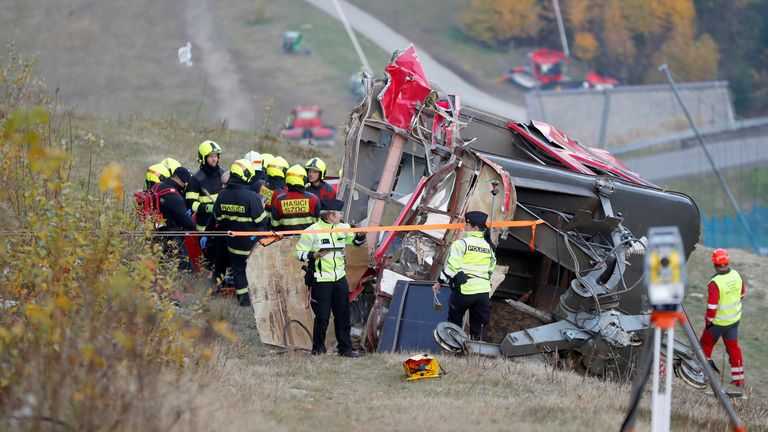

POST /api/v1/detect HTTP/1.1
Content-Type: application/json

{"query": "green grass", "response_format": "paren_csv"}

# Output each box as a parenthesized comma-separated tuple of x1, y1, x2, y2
(0, 1, 214, 122)
(212, 0, 388, 130)
(0, 0, 389, 134)
(663, 166, 768, 216)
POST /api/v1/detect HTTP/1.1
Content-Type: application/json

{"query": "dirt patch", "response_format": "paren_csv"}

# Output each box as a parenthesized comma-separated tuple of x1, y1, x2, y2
(185, 0, 256, 129)
(486, 299, 545, 344)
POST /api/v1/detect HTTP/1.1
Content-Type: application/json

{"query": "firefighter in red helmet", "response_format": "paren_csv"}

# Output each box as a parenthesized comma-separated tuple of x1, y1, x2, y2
(699, 248, 746, 387)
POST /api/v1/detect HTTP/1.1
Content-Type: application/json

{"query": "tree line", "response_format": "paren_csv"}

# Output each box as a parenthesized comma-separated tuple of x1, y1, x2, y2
(458, 0, 767, 116)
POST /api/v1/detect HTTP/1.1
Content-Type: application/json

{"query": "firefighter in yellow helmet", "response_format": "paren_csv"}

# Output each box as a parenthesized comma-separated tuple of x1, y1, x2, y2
(205, 159, 269, 307)
(305, 157, 336, 200)
(186, 140, 224, 231)
(145, 162, 171, 189)
(252, 155, 288, 210)
(161, 158, 181, 176)
(271, 165, 320, 231)
(433, 211, 496, 340)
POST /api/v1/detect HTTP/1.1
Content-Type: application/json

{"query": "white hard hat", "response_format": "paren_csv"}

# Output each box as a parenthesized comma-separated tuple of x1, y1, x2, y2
(244, 150, 263, 171)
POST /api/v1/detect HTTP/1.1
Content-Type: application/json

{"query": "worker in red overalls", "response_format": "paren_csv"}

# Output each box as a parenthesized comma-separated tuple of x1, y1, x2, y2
(699, 248, 745, 387)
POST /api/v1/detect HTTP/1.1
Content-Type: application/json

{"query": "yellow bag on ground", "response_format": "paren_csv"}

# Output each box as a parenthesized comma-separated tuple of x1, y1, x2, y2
(403, 354, 441, 381)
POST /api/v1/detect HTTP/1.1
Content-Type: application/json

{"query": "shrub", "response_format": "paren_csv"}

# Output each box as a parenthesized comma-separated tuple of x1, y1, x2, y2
(0, 47, 214, 431)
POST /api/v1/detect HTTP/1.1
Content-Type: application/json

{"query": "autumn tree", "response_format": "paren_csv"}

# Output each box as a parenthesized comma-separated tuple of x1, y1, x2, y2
(695, 0, 768, 116)
(558, 0, 719, 83)
(457, 0, 542, 46)
(458, 0, 721, 85)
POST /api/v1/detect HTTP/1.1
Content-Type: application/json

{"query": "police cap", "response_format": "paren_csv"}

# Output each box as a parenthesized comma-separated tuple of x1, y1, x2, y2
(465, 211, 488, 227)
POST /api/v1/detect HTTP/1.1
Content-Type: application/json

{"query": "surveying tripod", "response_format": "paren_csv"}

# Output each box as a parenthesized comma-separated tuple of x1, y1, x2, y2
(620, 308, 745, 431)
(621, 226, 744, 432)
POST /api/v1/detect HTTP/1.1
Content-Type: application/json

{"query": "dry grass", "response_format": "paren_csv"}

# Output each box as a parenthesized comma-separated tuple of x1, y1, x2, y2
(176, 280, 768, 432)
(173, 345, 768, 432)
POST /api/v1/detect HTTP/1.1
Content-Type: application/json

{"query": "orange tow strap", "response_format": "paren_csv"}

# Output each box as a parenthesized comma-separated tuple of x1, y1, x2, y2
(231, 220, 545, 251)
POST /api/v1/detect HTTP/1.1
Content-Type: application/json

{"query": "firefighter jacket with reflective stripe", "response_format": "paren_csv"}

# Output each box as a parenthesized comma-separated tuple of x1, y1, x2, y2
(252, 177, 286, 210)
(710, 269, 743, 326)
(156, 180, 197, 231)
(442, 231, 496, 295)
(294, 219, 365, 282)
(271, 188, 320, 231)
(307, 181, 336, 200)
(210, 181, 269, 256)
(186, 165, 223, 230)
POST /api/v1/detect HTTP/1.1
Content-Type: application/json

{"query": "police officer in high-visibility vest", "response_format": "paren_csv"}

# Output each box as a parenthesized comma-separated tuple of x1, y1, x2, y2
(186, 141, 224, 231)
(700, 248, 746, 387)
(207, 159, 269, 307)
(271, 165, 320, 231)
(432, 211, 496, 340)
(294, 199, 366, 357)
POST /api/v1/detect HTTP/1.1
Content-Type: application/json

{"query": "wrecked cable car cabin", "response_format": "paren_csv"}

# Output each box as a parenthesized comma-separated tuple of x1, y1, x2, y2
(334, 47, 703, 384)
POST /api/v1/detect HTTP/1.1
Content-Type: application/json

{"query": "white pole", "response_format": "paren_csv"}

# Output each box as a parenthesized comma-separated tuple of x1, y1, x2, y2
(552, 0, 570, 57)
(330, 0, 370, 71)
(650, 327, 662, 431)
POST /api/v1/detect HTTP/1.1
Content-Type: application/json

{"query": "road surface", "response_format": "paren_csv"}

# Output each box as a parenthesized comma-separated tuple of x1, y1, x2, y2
(304, 0, 528, 120)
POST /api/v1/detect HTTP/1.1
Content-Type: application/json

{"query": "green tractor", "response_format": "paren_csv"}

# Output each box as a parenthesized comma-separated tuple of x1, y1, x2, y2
(282, 31, 311, 54)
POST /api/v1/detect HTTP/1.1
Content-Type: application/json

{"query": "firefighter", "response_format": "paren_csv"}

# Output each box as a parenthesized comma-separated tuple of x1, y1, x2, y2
(201, 170, 232, 294)
(252, 155, 288, 210)
(271, 165, 320, 231)
(145, 158, 182, 189)
(305, 157, 336, 200)
(186, 140, 224, 231)
(700, 248, 746, 387)
(244, 150, 266, 183)
(145, 162, 171, 189)
(155, 167, 197, 270)
(294, 199, 366, 357)
(207, 159, 269, 307)
(161, 158, 181, 177)
(432, 211, 496, 340)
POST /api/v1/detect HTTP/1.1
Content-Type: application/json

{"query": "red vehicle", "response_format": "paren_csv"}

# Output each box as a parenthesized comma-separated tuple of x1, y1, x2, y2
(503, 48, 619, 90)
(280, 106, 335, 146)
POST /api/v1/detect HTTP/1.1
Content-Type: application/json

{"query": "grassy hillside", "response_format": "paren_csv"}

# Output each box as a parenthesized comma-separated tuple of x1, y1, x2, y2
(63, 113, 339, 194)
(0, 0, 387, 132)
